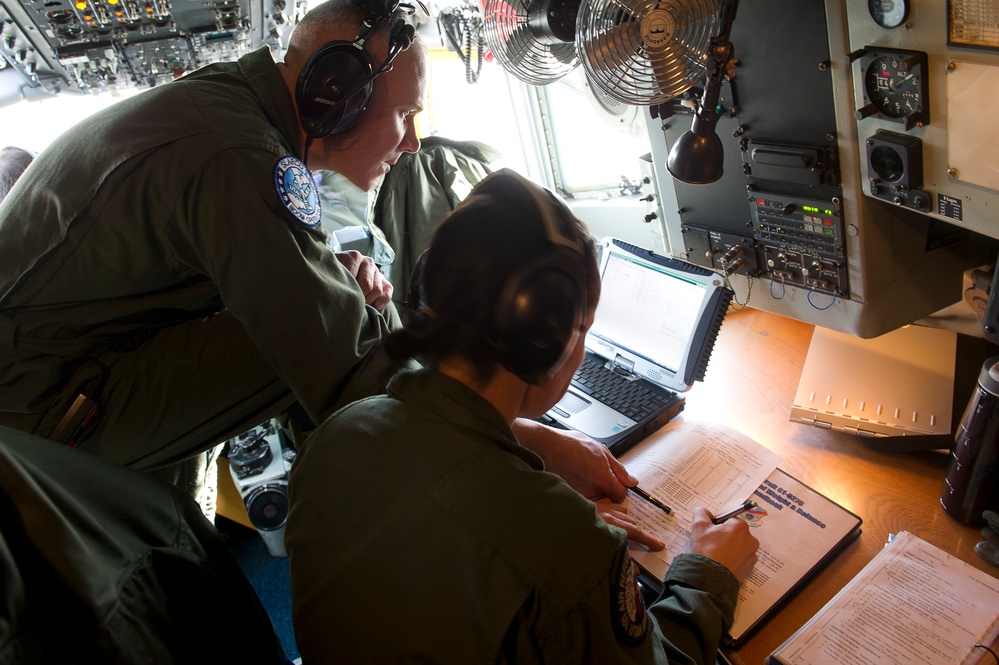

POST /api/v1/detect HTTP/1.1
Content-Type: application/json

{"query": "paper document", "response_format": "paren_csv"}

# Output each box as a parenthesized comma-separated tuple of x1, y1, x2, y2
(619, 420, 863, 646)
(620, 421, 782, 578)
(729, 469, 862, 642)
(770, 531, 999, 665)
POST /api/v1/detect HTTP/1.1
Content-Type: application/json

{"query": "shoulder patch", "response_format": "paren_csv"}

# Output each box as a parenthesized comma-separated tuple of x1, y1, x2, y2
(274, 155, 322, 226)
(611, 546, 648, 647)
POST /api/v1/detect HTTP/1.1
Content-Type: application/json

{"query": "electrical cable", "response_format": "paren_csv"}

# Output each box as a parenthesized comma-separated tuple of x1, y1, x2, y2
(768, 275, 785, 300)
(807, 287, 838, 310)
(438, 6, 484, 84)
(974, 643, 999, 665)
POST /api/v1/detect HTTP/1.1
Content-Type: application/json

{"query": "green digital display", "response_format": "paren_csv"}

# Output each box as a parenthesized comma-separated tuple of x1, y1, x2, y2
(801, 204, 834, 216)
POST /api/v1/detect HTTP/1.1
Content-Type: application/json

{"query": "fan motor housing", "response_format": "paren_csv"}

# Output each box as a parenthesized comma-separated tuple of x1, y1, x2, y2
(527, 0, 577, 44)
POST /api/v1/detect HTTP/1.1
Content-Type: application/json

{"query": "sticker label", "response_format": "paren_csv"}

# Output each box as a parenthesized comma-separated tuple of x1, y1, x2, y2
(642, 9, 676, 48)
(937, 193, 963, 222)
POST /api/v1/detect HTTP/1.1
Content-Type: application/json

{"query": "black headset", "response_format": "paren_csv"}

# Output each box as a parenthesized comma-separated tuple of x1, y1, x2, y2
(295, 0, 416, 141)
(490, 175, 588, 381)
(409, 172, 589, 383)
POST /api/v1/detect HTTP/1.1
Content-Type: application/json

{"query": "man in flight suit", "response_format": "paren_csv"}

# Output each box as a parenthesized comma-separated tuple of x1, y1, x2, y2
(0, 0, 639, 505)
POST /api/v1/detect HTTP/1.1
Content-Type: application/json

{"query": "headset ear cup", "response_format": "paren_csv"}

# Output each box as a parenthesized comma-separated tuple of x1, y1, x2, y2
(296, 42, 375, 138)
(492, 263, 582, 382)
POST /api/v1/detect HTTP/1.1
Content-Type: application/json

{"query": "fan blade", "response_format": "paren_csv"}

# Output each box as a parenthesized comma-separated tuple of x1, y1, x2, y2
(554, 44, 579, 65)
(586, 22, 628, 72)
(504, 23, 537, 63)
(503, 23, 578, 77)
(648, 33, 700, 99)
(525, 44, 580, 82)
(583, 22, 642, 99)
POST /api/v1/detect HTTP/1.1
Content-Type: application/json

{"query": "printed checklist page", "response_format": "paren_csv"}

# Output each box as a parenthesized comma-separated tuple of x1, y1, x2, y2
(619, 420, 782, 578)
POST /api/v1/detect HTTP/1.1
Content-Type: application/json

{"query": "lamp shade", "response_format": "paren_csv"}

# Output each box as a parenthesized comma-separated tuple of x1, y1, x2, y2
(666, 128, 724, 184)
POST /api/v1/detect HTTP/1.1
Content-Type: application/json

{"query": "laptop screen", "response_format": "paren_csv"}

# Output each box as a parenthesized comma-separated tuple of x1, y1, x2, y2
(588, 249, 708, 373)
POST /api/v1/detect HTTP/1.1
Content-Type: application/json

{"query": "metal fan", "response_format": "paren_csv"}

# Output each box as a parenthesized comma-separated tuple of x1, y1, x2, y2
(483, 0, 581, 85)
(576, 0, 721, 106)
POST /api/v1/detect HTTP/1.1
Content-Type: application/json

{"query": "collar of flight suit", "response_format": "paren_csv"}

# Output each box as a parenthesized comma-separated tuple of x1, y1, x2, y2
(237, 46, 307, 161)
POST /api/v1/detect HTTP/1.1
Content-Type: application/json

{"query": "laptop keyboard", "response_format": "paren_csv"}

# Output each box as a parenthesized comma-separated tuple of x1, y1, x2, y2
(572, 355, 671, 422)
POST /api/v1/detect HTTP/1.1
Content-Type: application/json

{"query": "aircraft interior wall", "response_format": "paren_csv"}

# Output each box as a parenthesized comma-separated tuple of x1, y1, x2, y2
(2, 0, 999, 339)
(645, 0, 999, 338)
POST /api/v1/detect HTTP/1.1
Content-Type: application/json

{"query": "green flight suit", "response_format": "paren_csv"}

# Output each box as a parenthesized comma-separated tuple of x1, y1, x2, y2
(287, 368, 739, 664)
(0, 425, 287, 663)
(369, 136, 500, 309)
(0, 47, 400, 471)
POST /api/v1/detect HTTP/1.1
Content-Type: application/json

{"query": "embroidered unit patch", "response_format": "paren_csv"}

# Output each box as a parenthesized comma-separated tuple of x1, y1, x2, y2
(611, 546, 648, 647)
(274, 155, 322, 226)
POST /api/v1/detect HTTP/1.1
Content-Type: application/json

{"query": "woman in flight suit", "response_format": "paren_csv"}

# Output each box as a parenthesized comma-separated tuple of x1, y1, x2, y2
(286, 168, 759, 664)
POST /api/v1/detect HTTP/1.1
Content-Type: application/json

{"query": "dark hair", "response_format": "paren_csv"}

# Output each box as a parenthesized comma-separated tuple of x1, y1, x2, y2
(0, 146, 34, 202)
(388, 169, 599, 383)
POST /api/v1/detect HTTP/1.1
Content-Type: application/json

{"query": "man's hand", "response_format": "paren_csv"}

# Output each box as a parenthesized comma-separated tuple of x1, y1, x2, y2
(594, 498, 666, 551)
(512, 419, 636, 502)
(334, 250, 393, 310)
(687, 506, 760, 583)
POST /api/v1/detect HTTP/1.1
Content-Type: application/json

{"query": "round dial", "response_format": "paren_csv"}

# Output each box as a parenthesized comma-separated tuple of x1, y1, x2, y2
(868, 0, 909, 29)
(869, 145, 904, 182)
(863, 54, 924, 119)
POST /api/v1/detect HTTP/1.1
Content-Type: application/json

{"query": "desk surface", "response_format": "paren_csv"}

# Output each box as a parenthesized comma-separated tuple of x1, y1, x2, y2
(678, 307, 997, 665)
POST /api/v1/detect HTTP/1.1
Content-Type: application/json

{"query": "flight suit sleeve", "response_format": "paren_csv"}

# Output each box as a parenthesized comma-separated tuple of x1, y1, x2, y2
(645, 553, 740, 664)
(165, 148, 404, 424)
(526, 547, 739, 665)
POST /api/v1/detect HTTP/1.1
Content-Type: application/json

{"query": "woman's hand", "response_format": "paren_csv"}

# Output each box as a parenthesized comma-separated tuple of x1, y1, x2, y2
(594, 497, 666, 551)
(512, 419, 636, 502)
(688, 506, 760, 582)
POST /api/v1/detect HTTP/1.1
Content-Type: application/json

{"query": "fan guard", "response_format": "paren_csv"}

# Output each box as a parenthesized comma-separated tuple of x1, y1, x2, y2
(483, 0, 581, 85)
(577, 0, 721, 106)
(584, 73, 642, 133)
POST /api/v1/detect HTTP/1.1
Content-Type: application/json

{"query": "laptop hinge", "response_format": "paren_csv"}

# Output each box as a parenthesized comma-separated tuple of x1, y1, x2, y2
(607, 355, 637, 379)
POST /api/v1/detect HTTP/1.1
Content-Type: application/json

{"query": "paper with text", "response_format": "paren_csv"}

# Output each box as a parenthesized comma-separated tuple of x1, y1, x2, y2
(619, 420, 781, 579)
(771, 531, 999, 665)
(618, 420, 863, 644)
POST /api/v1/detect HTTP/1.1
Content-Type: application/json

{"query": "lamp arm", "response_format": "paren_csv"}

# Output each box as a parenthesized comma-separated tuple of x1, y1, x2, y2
(693, 0, 739, 129)
(691, 40, 731, 134)
(664, 0, 741, 185)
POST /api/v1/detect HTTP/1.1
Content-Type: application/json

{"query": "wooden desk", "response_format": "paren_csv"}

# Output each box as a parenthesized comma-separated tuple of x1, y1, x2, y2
(677, 307, 997, 665)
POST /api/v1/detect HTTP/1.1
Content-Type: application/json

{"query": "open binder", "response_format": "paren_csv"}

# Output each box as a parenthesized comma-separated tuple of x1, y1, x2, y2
(618, 420, 862, 647)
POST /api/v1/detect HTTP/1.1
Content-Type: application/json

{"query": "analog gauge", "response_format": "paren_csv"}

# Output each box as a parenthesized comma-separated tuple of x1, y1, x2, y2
(868, 0, 909, 29)
(864, 130, 928, 210)
(869, 145, 905, 182)
(858, 48, 930, 131)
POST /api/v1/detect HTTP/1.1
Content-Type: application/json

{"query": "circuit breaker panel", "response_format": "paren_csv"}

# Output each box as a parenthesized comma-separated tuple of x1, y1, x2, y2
(0, 0, 292, 100)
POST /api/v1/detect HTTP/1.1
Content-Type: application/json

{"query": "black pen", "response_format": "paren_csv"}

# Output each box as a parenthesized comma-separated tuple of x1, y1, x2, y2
(712, 499, 758, 524)
(629, 486, 672, 515)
